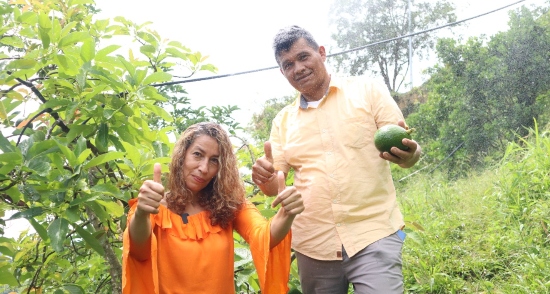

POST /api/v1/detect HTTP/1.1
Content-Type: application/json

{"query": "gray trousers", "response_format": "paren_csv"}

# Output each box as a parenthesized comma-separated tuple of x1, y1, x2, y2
(295, 231, 404, 294)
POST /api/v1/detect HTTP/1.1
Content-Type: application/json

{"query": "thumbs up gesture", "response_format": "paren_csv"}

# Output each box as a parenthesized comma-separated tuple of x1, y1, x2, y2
(136, 163, 165, 217)
(271, 171, 304, 216)
(252, 142, 276, 186)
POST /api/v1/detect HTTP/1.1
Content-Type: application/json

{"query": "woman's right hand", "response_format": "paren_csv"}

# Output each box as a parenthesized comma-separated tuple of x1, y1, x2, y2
(136, 163, 164, 217)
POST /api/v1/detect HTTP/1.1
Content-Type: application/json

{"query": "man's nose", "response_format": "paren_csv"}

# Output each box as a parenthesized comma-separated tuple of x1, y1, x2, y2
(294, 61, 306, 74)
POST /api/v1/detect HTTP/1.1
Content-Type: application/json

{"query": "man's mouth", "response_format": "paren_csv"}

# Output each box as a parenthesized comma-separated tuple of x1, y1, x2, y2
(296, 71, 312, 82)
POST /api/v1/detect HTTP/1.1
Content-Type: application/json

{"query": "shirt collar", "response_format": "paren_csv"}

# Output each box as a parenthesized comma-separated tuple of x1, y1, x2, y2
(298, 76, 337, 110)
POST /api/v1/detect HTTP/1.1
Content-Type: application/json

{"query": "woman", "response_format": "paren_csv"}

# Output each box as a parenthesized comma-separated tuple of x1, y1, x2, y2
(122, 122, 304, 294)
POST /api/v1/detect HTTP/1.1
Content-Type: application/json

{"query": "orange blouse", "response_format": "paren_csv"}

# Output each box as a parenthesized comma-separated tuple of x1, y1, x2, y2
(122, 199, 291, 294)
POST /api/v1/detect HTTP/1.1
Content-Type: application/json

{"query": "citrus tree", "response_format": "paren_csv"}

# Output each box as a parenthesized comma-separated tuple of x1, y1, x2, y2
(0, 0, 244, 292)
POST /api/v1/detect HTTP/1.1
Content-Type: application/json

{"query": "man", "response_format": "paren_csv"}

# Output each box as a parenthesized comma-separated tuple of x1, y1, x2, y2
(251, 25, 421, 293)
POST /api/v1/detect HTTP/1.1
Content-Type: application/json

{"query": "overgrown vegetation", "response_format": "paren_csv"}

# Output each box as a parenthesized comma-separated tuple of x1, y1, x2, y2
(400, 121, 550, 293)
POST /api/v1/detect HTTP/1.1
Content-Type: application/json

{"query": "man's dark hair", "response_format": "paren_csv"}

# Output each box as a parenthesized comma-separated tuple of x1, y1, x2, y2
(273, 25, 319, 64)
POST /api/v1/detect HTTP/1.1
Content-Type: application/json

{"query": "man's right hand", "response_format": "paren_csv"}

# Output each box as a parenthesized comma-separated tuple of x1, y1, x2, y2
(136, 163, 165, 217)
(252, 141, 277, 186)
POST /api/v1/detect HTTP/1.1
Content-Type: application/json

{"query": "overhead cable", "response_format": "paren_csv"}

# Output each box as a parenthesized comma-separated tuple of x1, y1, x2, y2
(152, 0, 526, 87)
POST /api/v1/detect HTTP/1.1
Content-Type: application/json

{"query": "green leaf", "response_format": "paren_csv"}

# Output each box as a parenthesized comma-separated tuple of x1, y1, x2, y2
(8, 207, 44, 220)
(0, 152, 23, 163)
(96, 199, 123, 217)
(28, 217, 49, 241)
(74, 135, 87, 158)
(54, 139, 78, 166)
(148, 104, 173, 121)
(58, 31, 90, 47)
(86, 201, 109, 223)
(77, 149, 92, 164)
(80, 38, 95, 62)
(142, 71, 172, 85)
(165, 47, 188, 59)
(0, 132, 15, 152)
(3, 185, 21, 204)
(83, 151, 124, 169)
(39, 27, 51, 49)
(0, 265, 18, 286)
(96, 44, 121, 59)
(19, 184, 40, 201)
(63, 283, 85, 294)
(152, 141, 170, 158)
(63, 206, 81, 223)
(26, 140, 58, 160)
(66, 125, 94, 143)
(0, 36, 25, 48)
(117, 55, 136, 76)
(114, 125, 135, 144)
(74, 224, 105, 255)
(7, 58, 37, 70)
(140, 44, 156, 54)
(27, 155, 51, 176)
(69, 194, 98, 207)
(38, 12, 52, 29)
(95, 123, 109, 153)
(0, 245, 14, 257)
(121, 141, 141, 167)
(69, 0, 94, 5)
(91, 183, 124, 200)
(48, 218, 70, 252)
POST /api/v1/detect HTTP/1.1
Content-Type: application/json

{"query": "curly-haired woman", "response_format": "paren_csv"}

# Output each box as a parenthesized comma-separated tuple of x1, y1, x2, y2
(122, 122, 304, 294)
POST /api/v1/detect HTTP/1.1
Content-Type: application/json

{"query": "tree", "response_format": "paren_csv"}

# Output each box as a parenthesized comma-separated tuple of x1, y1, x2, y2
(247, 95, 295, 143)
(406, 4, 550, 176)
(0, 0, 242, 292)
(329, 0, 456, 93)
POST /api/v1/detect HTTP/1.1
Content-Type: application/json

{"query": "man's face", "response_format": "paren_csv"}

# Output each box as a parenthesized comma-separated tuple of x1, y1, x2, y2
(278, 38, 327, 97)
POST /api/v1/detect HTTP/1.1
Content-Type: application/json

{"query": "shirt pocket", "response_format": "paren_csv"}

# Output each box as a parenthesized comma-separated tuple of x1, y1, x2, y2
(341, 117, 375, 149)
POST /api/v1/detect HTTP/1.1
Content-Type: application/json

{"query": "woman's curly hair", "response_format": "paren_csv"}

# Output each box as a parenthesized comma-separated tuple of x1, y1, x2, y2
(165, 122, 245, 229)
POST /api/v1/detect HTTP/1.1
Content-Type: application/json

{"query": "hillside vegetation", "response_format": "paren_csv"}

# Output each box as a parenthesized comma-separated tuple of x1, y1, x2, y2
(399, 122, 550, 293)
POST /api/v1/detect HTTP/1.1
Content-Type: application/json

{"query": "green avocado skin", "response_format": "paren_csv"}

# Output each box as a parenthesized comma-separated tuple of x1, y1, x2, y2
(374, 125, 411, 153)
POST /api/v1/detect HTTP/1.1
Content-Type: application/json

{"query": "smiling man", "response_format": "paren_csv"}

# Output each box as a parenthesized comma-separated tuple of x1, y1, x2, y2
(251, 25, 422, 294)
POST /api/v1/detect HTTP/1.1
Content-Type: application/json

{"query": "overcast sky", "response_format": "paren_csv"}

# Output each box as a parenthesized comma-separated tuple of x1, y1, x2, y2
(92, 0, 543, 129)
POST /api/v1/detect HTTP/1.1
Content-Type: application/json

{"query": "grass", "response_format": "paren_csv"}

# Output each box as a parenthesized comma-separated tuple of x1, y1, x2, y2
(399, 124, 550, 293)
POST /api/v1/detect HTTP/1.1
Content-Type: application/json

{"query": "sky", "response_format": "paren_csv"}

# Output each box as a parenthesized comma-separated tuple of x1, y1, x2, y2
(92, 0, 544, 129)
(2, 0, 546, 238)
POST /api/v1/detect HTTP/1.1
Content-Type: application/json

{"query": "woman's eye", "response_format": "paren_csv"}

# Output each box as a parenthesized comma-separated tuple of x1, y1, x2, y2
(210, 158, 219, 165)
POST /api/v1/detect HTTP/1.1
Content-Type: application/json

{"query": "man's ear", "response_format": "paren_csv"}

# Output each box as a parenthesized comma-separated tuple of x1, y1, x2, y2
(319, 45, 327, 61)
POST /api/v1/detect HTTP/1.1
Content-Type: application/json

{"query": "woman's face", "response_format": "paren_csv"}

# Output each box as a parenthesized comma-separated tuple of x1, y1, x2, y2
(183, 135, 220, 195)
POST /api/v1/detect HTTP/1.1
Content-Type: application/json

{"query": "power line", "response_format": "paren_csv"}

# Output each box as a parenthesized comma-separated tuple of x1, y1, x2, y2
(152, 0, 526, 87)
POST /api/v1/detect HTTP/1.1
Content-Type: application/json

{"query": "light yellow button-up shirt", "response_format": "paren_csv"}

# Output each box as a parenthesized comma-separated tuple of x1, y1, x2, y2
(270, 75, 405, 260)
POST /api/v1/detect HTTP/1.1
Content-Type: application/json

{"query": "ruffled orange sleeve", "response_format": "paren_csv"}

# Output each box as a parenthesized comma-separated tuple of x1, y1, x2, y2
(233, 202, 292, 294)
(122, 199, 159, 294)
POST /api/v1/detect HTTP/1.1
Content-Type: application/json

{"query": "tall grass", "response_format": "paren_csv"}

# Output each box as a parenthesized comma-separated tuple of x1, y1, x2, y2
(399, 121, 550, 293)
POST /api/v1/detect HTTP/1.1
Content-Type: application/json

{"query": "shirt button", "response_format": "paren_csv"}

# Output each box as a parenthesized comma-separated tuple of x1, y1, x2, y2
(333, 199, 338, 203)
(337, 223, 341, 227)
(322, 129, 327, 133)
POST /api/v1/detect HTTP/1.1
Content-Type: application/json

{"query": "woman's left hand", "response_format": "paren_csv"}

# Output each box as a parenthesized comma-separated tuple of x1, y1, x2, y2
(271, 171, 305, 216)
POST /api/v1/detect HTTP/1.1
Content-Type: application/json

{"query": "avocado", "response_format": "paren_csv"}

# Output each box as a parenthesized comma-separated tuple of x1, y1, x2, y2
(374, 124, 414, 154)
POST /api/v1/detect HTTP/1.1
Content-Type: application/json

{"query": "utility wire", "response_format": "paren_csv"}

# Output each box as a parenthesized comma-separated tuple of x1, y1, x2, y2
(153, 0, 526, 87)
